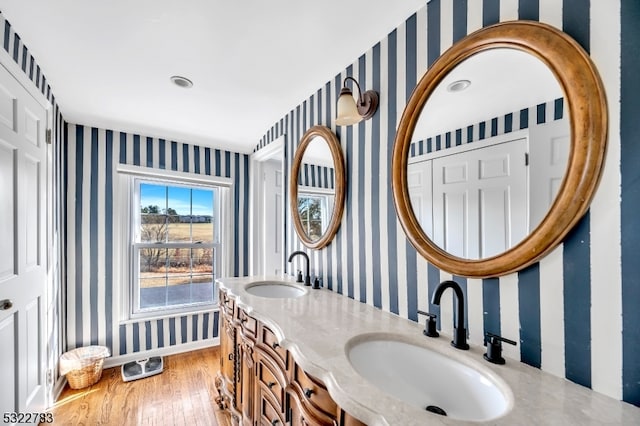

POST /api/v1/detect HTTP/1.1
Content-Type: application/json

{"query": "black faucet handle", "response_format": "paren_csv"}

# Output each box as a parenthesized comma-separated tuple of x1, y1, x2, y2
(484, 332, 517, 365)
(312, 277, 321, 289)
(416, 310, 439, 338)
(417, 309, 436, 319)
(295, 270, 303, 283)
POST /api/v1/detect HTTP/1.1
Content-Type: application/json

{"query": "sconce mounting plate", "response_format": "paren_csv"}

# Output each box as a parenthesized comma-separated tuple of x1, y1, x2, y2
(358, 90, 379, 120)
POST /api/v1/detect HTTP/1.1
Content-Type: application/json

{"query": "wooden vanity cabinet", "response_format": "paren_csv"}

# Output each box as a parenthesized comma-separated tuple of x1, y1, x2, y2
(216, 294, 242, 424)
(216, 289, 366, 426)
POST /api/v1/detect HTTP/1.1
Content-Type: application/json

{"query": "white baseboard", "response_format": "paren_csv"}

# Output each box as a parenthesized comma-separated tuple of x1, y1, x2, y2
(103, 338, 220, 369)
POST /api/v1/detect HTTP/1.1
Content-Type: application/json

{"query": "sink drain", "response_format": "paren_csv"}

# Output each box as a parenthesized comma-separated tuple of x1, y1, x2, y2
(425, 405, 447, 416)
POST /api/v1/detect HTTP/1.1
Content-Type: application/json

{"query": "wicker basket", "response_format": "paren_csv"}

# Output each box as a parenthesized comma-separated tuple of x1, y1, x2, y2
(60, 345, 110, 390)
(66, 357, 105, 389)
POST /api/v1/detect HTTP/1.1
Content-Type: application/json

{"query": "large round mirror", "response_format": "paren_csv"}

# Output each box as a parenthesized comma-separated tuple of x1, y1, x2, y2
(392, 21, 607, 278)
(291, 126, 345, 249)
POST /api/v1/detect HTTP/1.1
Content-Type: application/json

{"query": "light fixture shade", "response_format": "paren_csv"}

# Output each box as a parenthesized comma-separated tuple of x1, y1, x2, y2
(335, 88, 363, 126)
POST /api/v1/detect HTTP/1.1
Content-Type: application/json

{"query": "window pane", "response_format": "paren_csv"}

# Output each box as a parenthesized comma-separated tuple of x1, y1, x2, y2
(168, 248, 190, 270)
(140, 183, 167, 212)
(192, 220, 214, 243)
(167, 276, 214, 305)
(309, 198, 322, 220)
(309, 220, 323, 241)
(139, 278, 167, 310)
(192, 248, 214, 274)
(167, 186, 191, 215)
(168, 217, 191, 242)
(192, 188, 214, 215)
(139, 248, 167, 275)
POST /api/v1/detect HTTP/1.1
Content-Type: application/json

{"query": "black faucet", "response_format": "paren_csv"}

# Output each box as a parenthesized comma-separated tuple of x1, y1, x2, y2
(431, 280, 469, 350)
(288, 251, 311, 286)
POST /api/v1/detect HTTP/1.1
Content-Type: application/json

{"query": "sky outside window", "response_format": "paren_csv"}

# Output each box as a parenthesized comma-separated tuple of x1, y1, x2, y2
(140, 183, 214, 215)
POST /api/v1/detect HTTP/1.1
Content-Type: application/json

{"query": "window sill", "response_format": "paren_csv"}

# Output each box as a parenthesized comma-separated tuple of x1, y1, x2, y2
(119, 305, 220, 325)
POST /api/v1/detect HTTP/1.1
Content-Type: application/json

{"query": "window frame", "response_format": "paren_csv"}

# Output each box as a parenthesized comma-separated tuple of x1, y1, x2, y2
(296, 186, 335, 240)
(116, 164, 232, 321)
(132, 179, 222, 316)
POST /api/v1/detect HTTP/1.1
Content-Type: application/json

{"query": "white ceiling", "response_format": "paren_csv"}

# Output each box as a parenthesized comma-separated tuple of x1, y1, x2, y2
(0, 0, 427, 153)
(414, 48, 563, 141)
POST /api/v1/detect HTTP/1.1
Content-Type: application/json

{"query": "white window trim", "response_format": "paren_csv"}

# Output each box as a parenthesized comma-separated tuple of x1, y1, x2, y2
(115, 164, 232, 322)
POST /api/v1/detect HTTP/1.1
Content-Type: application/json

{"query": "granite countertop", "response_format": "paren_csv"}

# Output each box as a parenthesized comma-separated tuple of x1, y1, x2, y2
(217, 275, 640, 425)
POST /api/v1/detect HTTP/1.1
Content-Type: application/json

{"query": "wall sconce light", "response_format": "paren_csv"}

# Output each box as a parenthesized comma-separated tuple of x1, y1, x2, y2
(335, 76, 379, 126)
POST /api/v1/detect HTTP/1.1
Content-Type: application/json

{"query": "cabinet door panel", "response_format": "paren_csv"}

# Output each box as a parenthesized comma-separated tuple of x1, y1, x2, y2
(286, 390, 337, 426)
(260, 325, 289, 370)
(292, 364, 337, 418)
(258, 388, 285, 426)
(256, 350, 288, 411)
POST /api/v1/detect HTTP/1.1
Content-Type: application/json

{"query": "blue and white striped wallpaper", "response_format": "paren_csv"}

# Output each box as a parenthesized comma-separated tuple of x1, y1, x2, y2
(409, 97, 564, 157)
(64, 124, 250, 355)
(255, 0, 639, 407)
(299, 163, 335, 189)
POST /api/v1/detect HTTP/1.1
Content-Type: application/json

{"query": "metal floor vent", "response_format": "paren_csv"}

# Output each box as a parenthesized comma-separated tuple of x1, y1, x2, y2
(121, 356, 164, 382)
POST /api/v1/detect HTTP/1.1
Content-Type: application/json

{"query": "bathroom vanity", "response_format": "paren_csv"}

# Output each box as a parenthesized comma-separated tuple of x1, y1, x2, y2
(215, 279, 365, 426)
(215, 276, 640, 426)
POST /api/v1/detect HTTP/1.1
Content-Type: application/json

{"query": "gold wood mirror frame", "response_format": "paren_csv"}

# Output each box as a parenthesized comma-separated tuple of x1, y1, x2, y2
(291, 125, 346, 249)
(392, 21, 607, 278)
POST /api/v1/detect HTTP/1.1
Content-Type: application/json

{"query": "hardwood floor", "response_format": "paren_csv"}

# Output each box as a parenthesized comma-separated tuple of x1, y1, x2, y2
(49, 346, 229, 426)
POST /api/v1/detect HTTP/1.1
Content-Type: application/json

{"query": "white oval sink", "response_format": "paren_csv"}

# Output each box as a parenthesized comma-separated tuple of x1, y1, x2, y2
(346, 335, 512, 422)
(244, 281, 307, 299)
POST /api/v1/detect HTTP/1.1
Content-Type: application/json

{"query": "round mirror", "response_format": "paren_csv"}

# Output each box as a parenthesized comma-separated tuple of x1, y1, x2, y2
(291, 126, 346, 249)
(392, 21, 607, 278)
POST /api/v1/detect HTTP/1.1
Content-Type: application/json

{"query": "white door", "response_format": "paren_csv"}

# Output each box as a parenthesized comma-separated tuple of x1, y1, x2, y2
(528, 117, 570, 229)
(432, 138, 528, 259)
(263, 159, 283, 275)
(408, 159, 433, 238)
(0, 62, 47, 413)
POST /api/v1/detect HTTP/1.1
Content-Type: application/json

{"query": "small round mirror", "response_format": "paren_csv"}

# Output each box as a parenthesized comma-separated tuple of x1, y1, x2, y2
(291, 126, 346, 249)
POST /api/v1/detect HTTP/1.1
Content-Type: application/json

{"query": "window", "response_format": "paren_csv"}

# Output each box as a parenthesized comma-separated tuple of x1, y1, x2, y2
(132, 179, 222, 315)
(297, 193, 329, 241)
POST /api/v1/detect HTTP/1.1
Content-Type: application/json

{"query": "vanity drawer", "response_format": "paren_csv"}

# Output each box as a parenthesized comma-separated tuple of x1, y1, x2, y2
(220, 289, 234, 316)
(257, 389, 285, 426)
(257, 354, 285, 406)
(292, 364, 337, 418)
(260, 325, 289, 369)
(237, 308, 257, 338)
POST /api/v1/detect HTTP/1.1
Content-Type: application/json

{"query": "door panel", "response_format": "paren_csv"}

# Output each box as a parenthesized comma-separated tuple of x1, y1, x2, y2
(433, 138, 527, 259)
(25, 298, 41, 405)
(0, 61, 47, 413)
(22, 155, 40, 269)
(0, 314, 16, 413)
(0, 140, 16, 279)
(0, 82, 15, 131)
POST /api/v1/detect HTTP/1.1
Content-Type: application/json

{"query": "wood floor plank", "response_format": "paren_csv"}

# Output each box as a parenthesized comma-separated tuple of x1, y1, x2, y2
(49, 346, 223, 426)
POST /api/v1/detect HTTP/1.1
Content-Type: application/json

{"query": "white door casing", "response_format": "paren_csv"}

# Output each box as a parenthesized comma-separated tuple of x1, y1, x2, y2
(528, 117, 570, 229)
(263, 159, 283, 275)
(0, 61, 48, 413)
(249, 137, 284, 276)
